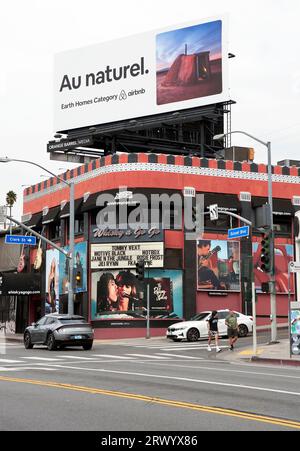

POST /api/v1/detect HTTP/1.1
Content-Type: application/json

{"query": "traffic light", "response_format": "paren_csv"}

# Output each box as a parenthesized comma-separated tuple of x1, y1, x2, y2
(75, 271, 82, 287)
(260, 232, 271, 273)
(136, 259, 145, 281)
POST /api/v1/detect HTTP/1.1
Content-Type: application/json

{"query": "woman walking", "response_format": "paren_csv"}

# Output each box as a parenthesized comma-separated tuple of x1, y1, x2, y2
(207, 310, 221, 353)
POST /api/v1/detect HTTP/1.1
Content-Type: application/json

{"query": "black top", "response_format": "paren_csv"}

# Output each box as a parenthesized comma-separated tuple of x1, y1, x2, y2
(208, 317, 218, 332)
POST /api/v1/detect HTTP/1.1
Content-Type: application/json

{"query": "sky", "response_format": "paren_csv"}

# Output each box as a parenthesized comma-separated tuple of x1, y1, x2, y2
(156, 20, 222, 70)
(1, 0, 300, 220)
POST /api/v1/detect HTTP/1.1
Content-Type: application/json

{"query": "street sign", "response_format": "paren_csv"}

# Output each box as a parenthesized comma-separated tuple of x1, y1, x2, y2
(209, 204, 218, 221)
(228, 225, 250, 239)
(5, 235, 36, 246)
(0, 206, 7, 222)
(289, 262, 300, 273)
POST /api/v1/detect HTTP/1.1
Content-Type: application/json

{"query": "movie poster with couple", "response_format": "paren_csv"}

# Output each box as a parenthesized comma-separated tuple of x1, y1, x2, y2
(197, 239, 240, 292)
(91, 269, 183, 321)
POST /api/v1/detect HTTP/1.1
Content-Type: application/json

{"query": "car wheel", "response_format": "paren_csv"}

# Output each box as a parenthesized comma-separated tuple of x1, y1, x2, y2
(82, 343, 93, 351)
(187, 328, 200, 342)
(47, 333, 57, 351)
(24, 332, 33, 349)
(238, 324, 248, 338)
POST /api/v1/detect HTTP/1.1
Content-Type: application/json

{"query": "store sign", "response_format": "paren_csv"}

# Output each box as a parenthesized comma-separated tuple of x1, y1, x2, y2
(0, 273, 41, 296)
(90, 242, 164, 269)
(91, 226, 163, 243)
(47, 137, 93, 152)
(54, 16, 228, 131)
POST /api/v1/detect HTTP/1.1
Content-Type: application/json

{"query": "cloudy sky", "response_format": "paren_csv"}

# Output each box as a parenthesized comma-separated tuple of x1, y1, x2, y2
(1, 0, 300, 219)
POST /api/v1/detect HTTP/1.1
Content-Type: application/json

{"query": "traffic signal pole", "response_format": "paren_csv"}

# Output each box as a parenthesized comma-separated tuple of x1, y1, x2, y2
(136, 258, 151, 339)
(203, 208, 257, 355)
(267, 141, 278, 343)
(146, 282, 150, 339)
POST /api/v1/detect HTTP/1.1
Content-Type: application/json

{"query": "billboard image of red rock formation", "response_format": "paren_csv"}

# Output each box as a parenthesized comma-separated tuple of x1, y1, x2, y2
(156, 20, 223, 106)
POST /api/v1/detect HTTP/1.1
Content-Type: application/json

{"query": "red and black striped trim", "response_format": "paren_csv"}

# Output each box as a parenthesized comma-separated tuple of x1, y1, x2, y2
(24, 153, 300, 196)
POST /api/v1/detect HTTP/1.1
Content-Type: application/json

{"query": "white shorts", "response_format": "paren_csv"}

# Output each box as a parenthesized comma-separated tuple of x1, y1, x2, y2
(209, 330, 218, 337)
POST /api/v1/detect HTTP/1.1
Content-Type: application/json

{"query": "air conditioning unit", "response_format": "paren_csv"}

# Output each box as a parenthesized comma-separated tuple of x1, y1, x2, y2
(224, 147, 255, 162)
(239, 192, 251, 202)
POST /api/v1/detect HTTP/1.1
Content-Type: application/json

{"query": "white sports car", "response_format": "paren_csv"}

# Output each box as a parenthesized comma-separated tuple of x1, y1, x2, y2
(166, 310, 253, 342)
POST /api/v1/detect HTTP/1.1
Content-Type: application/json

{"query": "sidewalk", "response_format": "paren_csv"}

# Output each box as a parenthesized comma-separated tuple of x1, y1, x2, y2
(221, 339, 300, 367)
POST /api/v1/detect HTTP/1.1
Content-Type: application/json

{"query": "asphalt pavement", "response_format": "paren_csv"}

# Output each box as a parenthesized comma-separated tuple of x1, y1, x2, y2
(1, 330, 300, 431)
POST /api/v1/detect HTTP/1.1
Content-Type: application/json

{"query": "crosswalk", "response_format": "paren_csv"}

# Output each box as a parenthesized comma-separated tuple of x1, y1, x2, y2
(0, 339, 229, 373)
(0, 350, 212, 373)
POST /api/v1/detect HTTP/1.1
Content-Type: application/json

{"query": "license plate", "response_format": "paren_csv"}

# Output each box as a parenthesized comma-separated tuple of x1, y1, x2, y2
(74, 335, 82, 340)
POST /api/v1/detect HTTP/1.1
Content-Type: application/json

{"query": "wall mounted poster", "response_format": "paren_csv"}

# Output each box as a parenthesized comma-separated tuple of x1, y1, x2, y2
(59, 241, 88, 294)
(91, 269, 183, 322)
(45, 249, 60, 314)
(197, 239, 240, 292)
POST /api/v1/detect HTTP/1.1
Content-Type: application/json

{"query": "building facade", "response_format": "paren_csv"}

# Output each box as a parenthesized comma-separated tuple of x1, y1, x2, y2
(20, 153, 300, 339)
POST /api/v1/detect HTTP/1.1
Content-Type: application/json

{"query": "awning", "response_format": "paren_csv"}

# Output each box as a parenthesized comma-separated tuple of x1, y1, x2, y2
(252, 197, 293, 215)
(42, 206, 60, 224)
(80, 193, 99, 213)
(204, 193, 241, 212)
(59, 199, 83, 219)
(23, 212, 43, 228)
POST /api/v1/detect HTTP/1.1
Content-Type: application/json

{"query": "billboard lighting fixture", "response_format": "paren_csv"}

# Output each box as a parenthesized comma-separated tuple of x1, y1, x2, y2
(213, 133, 226, 140)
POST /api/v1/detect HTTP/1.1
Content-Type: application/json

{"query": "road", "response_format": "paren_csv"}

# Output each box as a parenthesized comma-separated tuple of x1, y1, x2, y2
(0, 330, 299, 432)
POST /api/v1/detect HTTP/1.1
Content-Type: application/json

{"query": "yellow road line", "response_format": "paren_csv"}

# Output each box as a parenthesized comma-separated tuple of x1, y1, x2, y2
(0, 375, 299, 430)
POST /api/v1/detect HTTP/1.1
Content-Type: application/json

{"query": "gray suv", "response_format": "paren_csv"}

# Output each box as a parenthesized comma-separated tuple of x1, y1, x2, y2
(24, 314, 94, 351)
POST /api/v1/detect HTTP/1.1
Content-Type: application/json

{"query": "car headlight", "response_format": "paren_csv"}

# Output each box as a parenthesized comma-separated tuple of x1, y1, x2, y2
(57, 328, 67, 334)
(173, 327, 188, 331)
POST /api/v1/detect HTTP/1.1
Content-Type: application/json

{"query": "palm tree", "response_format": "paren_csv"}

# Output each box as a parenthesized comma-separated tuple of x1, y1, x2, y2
(6, 191, 17, 232)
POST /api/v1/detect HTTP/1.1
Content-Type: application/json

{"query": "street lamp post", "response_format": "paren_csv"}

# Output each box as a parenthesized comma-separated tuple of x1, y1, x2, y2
(0, 157, 75, 315)
(213, 131, 277, 343)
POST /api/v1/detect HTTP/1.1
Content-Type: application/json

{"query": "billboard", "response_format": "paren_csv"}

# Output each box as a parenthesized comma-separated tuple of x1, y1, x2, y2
(90, 242, 164, 269)
(54, 16, 228, 131)
(253, 243, 294, 293)
(59, 241, 88, 294)
(45, 249, 60, 314)
(91, 269, 183, 321)
(197, 239, 240, 292)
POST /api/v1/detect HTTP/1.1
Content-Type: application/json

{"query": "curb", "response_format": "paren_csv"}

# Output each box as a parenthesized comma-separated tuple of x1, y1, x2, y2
(250, 356, 300, 367)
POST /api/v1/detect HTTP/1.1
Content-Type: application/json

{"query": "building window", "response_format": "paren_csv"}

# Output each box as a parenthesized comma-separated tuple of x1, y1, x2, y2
(75, 216, 84, 235)
(273, 215, 292, 236)
(48, 222, 61, 241)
